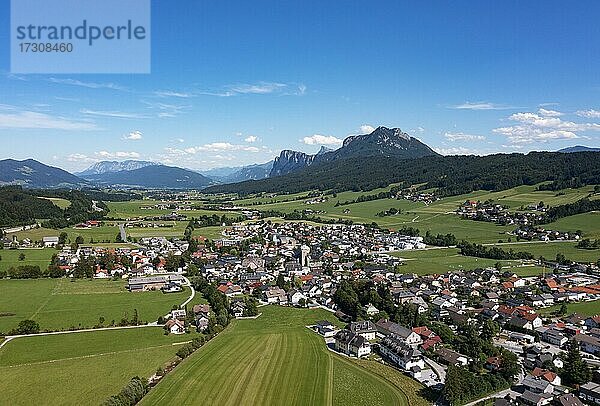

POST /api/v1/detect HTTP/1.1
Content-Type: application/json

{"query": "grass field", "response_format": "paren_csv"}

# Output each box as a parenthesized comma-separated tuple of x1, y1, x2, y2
(543, 299, 600, 317)
(0, 278, 188, 333)
(37, 196, 71, 209)
(142, 305, 426, 406)
(0, 248, 56, 273)
(0, 327, 192, 406)
(390, 248, 544, 276)
(233, 185, 599, 244)
(484, 241, 600, 263)
(546, 211, 600, 240)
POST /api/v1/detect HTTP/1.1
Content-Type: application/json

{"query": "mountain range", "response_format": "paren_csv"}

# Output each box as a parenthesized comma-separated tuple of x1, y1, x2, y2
(269, 127, 438, 176)
(76, 160, 157, 176)
(0, 159, 87, 189)
(1, 126, 598, 190)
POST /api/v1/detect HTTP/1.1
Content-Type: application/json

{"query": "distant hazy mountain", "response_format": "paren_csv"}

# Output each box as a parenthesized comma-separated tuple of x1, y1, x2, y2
(223, 161, 273, 183)
(0, 159, 87, 188)
(84, 165, 212, 189)
(77, 160, 157, 177)
(199, 166, 241, 179)
(200, 161, 274, 184)
(269, 126, 439, 177)
(558, 146, 600, 153)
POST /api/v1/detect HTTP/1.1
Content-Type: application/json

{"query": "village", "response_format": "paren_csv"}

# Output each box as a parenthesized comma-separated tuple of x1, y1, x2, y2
(3, 218, 600, 405)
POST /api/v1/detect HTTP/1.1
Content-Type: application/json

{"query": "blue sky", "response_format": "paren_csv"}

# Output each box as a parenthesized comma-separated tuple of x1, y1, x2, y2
(1, 1, 599, 172)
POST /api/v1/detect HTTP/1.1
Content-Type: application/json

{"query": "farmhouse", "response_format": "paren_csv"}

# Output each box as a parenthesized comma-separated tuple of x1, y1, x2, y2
(165, 319, 186, 334)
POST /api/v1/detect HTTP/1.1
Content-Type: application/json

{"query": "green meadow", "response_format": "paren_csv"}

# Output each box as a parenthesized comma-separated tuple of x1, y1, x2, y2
(142, 305, 426, 406)
(0, 327, 191, 406)
(0, 278, 188, 333)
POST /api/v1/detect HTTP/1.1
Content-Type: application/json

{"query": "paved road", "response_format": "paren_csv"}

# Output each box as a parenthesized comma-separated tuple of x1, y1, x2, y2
(180, 276, 195, 308)
(119, 224, 127, 242)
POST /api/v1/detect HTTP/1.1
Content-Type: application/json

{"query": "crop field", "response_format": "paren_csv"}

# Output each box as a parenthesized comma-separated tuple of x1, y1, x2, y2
(142, 305, 425, 406)
(0, 278, 188, 333)
(0, 327, 191, 406)
(390, 248, 544, 276)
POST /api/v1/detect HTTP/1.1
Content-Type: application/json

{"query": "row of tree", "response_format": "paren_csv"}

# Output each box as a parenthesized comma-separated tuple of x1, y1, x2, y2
(458, 241, 535, 260)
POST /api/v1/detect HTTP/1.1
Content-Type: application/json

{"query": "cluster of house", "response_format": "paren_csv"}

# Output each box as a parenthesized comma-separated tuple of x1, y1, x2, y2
(458, 200, 546, 227)
(164, 303, 213, 334)
(321, 318, 441, 380)
(396, 190, 440, 205)
(513, 227, 580, 242)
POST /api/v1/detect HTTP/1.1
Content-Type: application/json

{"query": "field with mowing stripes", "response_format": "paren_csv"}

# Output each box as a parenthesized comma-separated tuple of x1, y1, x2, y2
(142, 305, 426, 406)
(0, 278, 187, 333)
(0, 328, 191, 406)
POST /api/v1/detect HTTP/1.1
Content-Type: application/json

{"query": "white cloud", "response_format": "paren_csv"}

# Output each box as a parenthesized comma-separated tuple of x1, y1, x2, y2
(444, 132, 486, 142)
(450, 101, 513, 110)
(0, 110, 97, 130)
(123, 130, 143, 140)
(244, 135, 258, 143)
(198, 81, 305, 97)
(493, 111, 600, 144)
(96, 151, 140, 159)
(301, 134, 344, 146)
(66, 153, 96, 163)
(577, 109, 600, 118)
(66, 151, 140, 163)
(434, 147, 484, 156)
(81, 109, 148, 119)
(154, 90, 192, 98)
(538, 108, 563, 117)
(141, 101, 190, 118)
(166, 143, 261, 155)
(228, 82, 287, 95)
(49, 78, 126, 91)
(359, 125, 375, 134)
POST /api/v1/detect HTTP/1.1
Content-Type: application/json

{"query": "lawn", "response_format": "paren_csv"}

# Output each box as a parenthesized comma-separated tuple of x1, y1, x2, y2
(142, 305, 424, 406)
(0, 327, 192, 406)
(0, 278, 188, 333)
